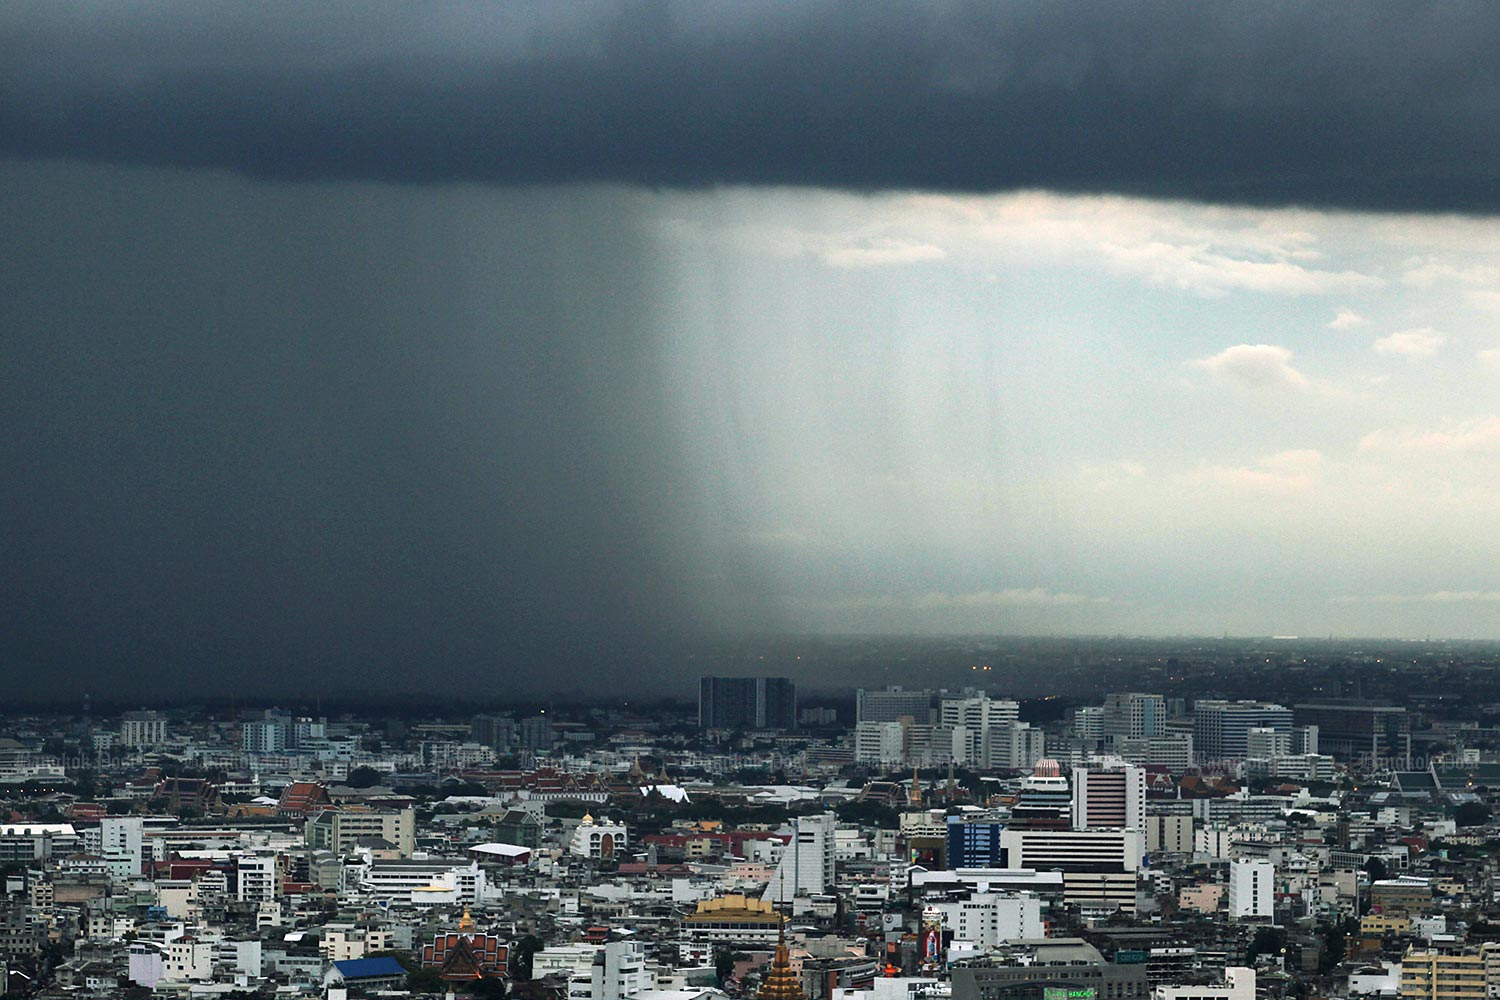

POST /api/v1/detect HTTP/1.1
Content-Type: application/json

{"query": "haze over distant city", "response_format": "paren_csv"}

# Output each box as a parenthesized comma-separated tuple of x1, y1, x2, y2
(5, 3, 1500, 697)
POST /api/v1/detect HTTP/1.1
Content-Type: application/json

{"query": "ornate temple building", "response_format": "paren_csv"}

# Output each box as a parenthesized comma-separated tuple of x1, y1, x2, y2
(420, 907, 509, 984)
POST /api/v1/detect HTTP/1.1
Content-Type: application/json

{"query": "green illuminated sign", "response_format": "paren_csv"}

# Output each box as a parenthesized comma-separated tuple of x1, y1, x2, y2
(1044, 989, 1097, 1000)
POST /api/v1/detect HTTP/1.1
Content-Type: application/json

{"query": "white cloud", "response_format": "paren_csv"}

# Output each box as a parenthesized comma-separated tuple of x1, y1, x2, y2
(1185, 449, 1325, 495)
(1327, 307, 1367, 330)
(826, 588, 1111, 611)
(1359, 416, 1500, 455)
(1077, 460, 1147, 492)
(1192, 344, 1310, 390)
(1467, 290, 1500, 314)
(816, 236, 947, 268)
(901, 192, 1381, 297)
(1401, 259, 1500, 288)
(1479, 349, 1500, 370)
(916, 588, 1104, 608)
(1374, 327, 1446, 359)
(1330, 591, 1500, 605)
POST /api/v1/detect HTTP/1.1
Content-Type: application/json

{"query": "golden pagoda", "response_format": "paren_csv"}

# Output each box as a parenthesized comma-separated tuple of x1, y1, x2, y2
(757, 925, 805, 1000)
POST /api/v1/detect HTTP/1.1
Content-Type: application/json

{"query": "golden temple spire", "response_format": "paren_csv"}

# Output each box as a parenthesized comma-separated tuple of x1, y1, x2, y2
(757, 920, 805, 1000)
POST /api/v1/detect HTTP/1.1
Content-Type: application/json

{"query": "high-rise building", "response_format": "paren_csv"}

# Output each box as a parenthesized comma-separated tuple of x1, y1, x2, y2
(470, 714, 517, 750)
(241, 720, 287, 755)
(940, 696, 1019, 731)
(1291, 725, 1319, 755)
(1111, 733, 1194, 770)
(82, 816, 144, 879)
(1245, 727, 1292, 760)
(998, 829, 1144, 912)
(289, 717, 326, 748)
(1227, 859, 1273, 922)
(947, 816, 1006, 868)
(926, 893, 1043, 948)
(1193, 701, 1292, 761)
(699, 677, 796, 729)
(1010, 759, 1072, 828)
(305, 808, 417, 857)
(1143, 813, 1193, 854)
(592, 940, 652, 1000)
(1100, 693, 1165, 742)
(1293, 701, 1409, 761)
(982, 721, 1045, 770)
(119, 711, 168, 748)
(857, 686, 932, 724)
(1073, 706, 1103, 740)
(518, 715, 554, 750)
(763, 814, 835, 901)
(1072, 763, 1145, 832)
(853, 721, 907, 766)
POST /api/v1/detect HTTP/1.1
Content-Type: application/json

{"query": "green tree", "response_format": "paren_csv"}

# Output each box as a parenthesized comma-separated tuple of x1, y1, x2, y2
(509, 935, 544, 980)
(835, 800, 900, 829)
(406, 967, 446, 993)
(1455, 801, 1491, 827)
(1246, 927, 1286, 964)
(346, 767, 384, 789)
(715, 949, 750, 987)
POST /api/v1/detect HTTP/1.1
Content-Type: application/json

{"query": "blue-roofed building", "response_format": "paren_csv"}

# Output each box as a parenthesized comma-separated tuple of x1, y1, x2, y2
(325, 956, 407, 989)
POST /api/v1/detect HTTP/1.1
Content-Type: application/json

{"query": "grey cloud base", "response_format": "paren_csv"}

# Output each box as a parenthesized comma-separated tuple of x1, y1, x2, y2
(2, 1, 1498, 211)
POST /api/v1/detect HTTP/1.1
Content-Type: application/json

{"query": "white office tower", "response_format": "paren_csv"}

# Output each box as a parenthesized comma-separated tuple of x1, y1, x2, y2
(119, 710, 168, 747)
(236, 852, 280, 903)
(854, 721, 908, 766)
(1072, 764, 1145, 832)
(941, 696, 1019, 732)
(1228, 859, 1274, 921)
(1100, 693, 1166, 742)
(927, 892, 1043, 949)
(982, 721, 1045, 770)
(1073, 706, 1103, 739)
(764, 814, 836, 901)
(82, 817, 143, 879)
(591, 940, 651, 1000)
(1291, 725, 1319, 755)
(1246, 728, 1292, 760)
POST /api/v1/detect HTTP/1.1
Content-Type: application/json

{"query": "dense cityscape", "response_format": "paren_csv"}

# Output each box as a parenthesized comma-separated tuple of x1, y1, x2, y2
(3, 641, 1500, 998)
(9, 5, 1500, 1000)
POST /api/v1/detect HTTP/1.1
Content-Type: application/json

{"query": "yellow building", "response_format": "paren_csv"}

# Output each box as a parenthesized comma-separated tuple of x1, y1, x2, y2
(1374, 878, 1433, 918)
(1362, 914, 1413, 937)
(1401, 949, 1486, 1000)
(682, 894, 787, 945)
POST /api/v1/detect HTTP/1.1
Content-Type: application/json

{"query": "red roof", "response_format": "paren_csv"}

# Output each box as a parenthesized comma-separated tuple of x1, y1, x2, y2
(278, 782, 332, 817)
(420, 933, 508, 976)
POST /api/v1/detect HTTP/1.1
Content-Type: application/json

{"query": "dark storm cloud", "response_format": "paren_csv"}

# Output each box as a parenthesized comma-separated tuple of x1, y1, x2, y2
(0, 165, 765, 699)
(3, 2, 1500, 211)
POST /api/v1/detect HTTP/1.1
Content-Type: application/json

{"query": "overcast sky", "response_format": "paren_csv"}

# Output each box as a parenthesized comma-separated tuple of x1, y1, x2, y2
(5, 3, 1500, 696)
